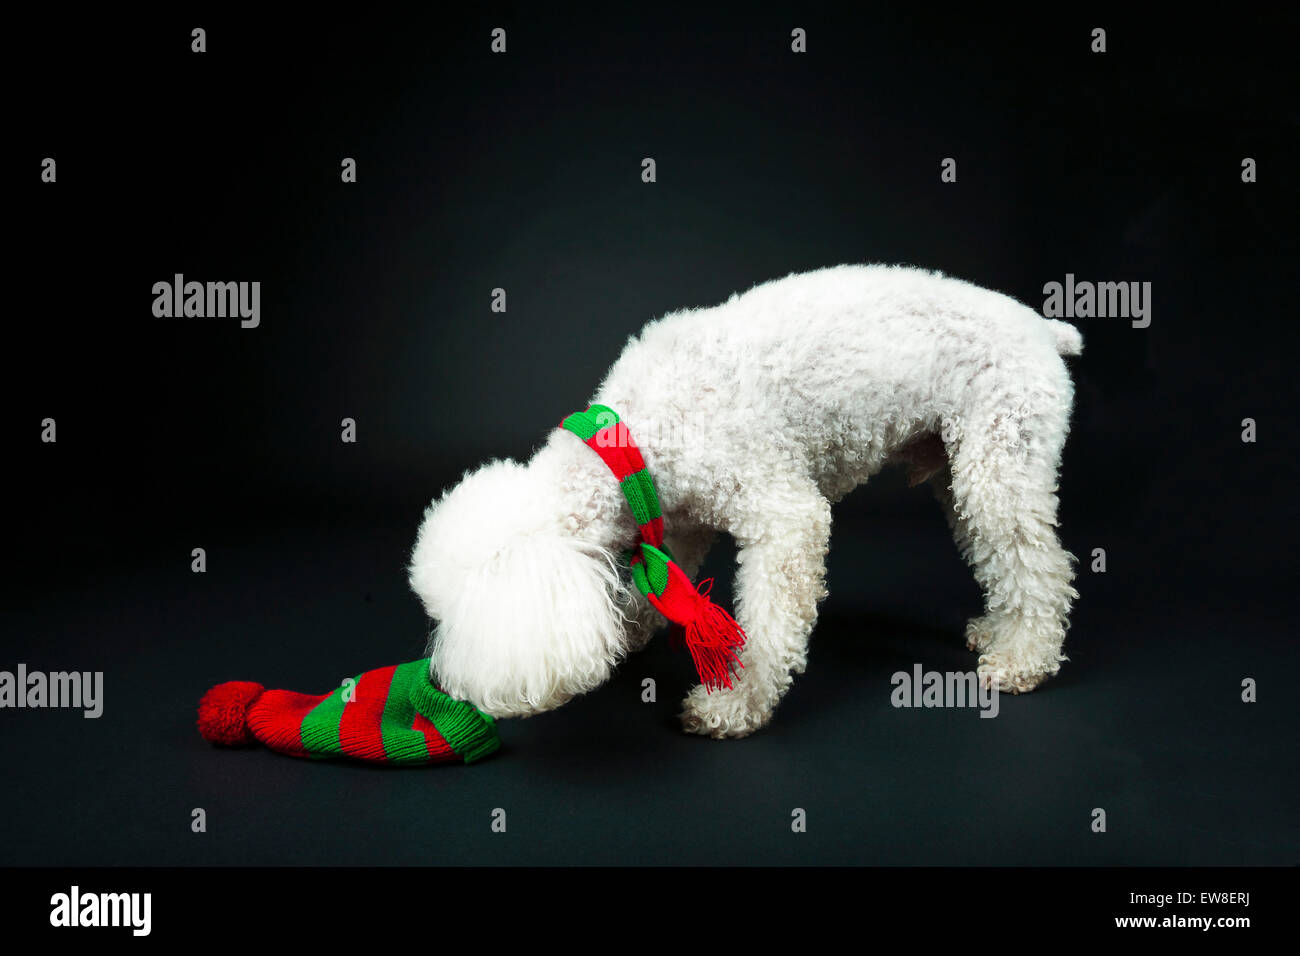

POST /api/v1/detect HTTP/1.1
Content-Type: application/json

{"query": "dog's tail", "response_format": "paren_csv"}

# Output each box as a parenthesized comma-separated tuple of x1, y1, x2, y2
(1044, 319, 1084, 357)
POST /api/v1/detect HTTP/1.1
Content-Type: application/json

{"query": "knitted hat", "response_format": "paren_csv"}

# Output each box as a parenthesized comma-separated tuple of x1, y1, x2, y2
(197, 658, 499, 765)
(560, 404, 747, 691)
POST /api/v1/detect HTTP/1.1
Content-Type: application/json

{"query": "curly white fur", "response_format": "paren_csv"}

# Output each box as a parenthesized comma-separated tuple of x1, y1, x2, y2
(410, 264, 1082, 738)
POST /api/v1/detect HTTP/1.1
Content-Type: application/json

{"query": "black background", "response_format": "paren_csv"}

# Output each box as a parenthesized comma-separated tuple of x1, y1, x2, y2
(5, 8, 1297, 867)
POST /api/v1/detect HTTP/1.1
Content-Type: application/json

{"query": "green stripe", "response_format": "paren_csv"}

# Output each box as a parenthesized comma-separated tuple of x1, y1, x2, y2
(560, 412, 600, 442)
(587, 404, 619, 427)
(646, 554, 669, 597)
(560, 405, 621, 443)
(637, 544, 671, 597)
(380, 660, 441, 764)
(408, 671, 501, 764)
(629, 542, 676, 598)
(619, 472, 655, 526)
(632, 469, 661, 522)
(630, 559, 650, 596)
(298, 675, 359, 757)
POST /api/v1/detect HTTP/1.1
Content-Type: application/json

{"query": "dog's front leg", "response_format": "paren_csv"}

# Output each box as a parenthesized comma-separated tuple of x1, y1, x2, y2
(680, 488, 831, 739)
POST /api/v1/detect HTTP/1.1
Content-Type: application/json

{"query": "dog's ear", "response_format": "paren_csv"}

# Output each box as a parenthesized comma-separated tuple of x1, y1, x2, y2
(422, 529, 632, 718)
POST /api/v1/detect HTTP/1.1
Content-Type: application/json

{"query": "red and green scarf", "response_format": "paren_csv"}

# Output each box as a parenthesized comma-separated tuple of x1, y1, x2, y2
(560, 404, 747, 691)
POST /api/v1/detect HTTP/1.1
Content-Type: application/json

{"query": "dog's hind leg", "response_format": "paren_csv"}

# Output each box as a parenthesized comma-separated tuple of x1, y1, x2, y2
(928, 463, 1000, 655)
(944, 392, 1079, 693)
(679, 477, 831, 738)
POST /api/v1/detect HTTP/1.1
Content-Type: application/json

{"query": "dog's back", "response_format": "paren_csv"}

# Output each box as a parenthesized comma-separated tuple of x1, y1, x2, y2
(595, 264, 1081, 497)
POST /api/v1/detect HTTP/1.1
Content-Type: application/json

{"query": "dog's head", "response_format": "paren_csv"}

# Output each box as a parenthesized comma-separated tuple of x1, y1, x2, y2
(408, 458, 632, 718)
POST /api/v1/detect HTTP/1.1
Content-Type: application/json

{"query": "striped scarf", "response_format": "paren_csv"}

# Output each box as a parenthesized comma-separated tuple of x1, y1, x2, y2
(560, 404, 746, 691)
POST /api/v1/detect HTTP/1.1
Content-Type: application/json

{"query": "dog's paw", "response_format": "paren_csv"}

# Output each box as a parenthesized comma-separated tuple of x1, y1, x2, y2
(977, 653, 1058, 695)
(964, 616, 995, 652)
(679, 686, 771, 739)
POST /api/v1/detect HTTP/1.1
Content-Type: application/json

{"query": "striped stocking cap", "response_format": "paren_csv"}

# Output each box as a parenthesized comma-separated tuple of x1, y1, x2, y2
(560, 404, 747, 691)
(197, 658, 500, 765)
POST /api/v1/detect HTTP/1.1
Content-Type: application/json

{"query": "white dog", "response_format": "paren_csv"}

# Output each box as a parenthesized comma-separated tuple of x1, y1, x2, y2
(409, 264, 1083, 738)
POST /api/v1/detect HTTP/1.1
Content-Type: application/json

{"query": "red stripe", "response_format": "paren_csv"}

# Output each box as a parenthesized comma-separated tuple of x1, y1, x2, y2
(638, 516, 664, 548)
(247, 690, 325, 757)
(339, 664, 397, 762)
(611, 424, 647, 473)
(585, 432, 631, 479)
(586, 425, 642, 481)
(411, 712, 457, 761)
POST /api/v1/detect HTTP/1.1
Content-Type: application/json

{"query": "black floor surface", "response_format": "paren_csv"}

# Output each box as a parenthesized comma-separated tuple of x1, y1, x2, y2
(3, 479, 1294, 866)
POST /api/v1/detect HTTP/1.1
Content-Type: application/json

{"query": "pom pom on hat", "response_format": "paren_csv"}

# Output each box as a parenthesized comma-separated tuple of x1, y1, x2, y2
(197, 680, 265, 746)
